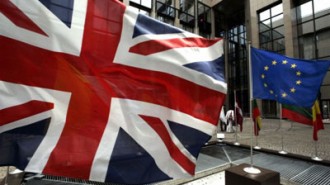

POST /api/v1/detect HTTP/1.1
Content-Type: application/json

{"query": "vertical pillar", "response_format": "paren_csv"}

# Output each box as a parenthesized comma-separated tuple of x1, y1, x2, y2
(210, 8, 215, 38)
(151, 0, 157, 18)
(194, 0, 199, 34)
(174, 0, 181, 27)
(283, 0, 295, 57)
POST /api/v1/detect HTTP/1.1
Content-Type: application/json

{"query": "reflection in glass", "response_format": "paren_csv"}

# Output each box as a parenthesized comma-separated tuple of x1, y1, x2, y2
(258, 3, 284, 53)
(314, 0, 330, 17)
(259, 9, 270, 21)
(271, 3, 283, 16)
(296, 2, 313, 23)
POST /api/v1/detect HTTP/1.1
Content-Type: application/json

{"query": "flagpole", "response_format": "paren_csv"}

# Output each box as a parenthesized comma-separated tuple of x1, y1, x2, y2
(311, 100, 323, 161)
(234, 90, 240, 146)
(254, 108, 261, 150)
(254, 133, 261, 149)
(4, 166, 9, 185)
(244, 42, 261, 174)
(312, 141, 322, 161)
(279, 104, 288, 154)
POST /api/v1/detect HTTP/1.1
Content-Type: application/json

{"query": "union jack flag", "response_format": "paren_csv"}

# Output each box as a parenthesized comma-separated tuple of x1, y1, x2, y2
(0, 0, 226, 184)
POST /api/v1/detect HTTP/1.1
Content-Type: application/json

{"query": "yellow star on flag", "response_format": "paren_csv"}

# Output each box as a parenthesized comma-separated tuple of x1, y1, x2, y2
(272, 60, 277, 65)
(282, 93, 287, 98)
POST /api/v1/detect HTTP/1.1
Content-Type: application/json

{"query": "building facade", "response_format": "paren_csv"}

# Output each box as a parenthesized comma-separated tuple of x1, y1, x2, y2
(121, 0, 330, 119)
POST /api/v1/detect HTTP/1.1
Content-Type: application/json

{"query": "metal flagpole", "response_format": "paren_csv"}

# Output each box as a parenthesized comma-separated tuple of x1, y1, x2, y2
(279, 104, 288, 154)
(234, 90, 240, 146)
(312, 140, 323, 161)
(253, 106, 261, 150)
(254, 105, 261, 150)
(4, 166, 9, 185)
(254, 133, 261, 149)
(243, 42, 261, 174)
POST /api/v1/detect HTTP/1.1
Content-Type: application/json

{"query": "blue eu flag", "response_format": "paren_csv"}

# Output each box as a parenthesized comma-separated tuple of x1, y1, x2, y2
(251, 47, 330, 108)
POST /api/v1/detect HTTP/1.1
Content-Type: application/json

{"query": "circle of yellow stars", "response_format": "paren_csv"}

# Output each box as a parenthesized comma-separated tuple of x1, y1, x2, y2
(261, 59, 302, 99)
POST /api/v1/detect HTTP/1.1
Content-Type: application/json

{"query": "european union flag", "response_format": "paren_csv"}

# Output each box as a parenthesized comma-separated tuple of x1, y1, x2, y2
(251, 47, 330, 108)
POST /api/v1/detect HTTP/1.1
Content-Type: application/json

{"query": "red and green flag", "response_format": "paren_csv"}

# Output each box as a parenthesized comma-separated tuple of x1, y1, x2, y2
(282, 104, 312, 125)
(252, 99, 262, 136)
(282, 100, 324, 141)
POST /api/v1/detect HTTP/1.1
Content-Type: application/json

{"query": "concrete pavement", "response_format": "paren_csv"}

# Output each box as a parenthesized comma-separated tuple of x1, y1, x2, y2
(220, 118, 330, 163)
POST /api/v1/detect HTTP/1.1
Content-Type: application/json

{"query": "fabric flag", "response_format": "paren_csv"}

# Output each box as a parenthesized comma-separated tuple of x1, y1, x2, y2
(235, 97, 243, 132)
(312, 100, 324, 141)
(252, 99, 262, 136)
(251, 47, 330, 108)
(282, 104, 312, 125)
(282, 100, 324, 141)
(0, 1, 226, 184)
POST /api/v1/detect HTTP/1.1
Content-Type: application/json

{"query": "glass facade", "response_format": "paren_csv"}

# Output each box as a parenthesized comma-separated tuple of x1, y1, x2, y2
(179, 0, 195, 32)
(258, 3, 285, 54)
(258, 3, 285, 118)
(156, 0, 176, 25)
(295, 0, 330, 118)
(227, 25, 249, 114)
(129, 0, 152, 15)
(197, 2, 211, 38)
(295, 0, 330, 60)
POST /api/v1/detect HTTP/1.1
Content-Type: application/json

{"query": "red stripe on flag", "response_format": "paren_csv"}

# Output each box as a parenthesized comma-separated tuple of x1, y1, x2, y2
(140, 115, 195, 175)
(282, 108, 312, 126)
(129, 37, 221, 56)
(0, 100, 54, 126)
(101, 64, 225, 125)
(0, 0, 47, 36)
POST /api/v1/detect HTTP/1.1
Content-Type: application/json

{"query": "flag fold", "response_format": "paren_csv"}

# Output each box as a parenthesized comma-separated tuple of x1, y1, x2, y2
(251, 47, 330, 108)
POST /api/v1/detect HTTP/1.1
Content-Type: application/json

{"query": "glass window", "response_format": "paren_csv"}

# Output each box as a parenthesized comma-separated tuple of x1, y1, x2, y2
(298, 36, 316, 59)
(297, 21, 314, 35)
(158, 0, 174, 6)
(273, 38, 285, 53)
(296, 0, 330, 60)
(316, 30, 330, 58)
(141, 0, 152, 8)
(273, 26, 284, 39)
(129, 0, 152, 14)
(258, 3, 284, 53)
(198, 2, 211, 34)
(179, 0, 195, 28)
(156, 1, 176, 18)
(272, 14, 284, 27)
(296, 1, 313, 23)
(271, 4, 283, 16)
(315, 14, 330, 31)
(259, 31, 272, 43)
(314, 0, 330, 17)
(156, 15, 174, 25)
(259, 9, 270, 21)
